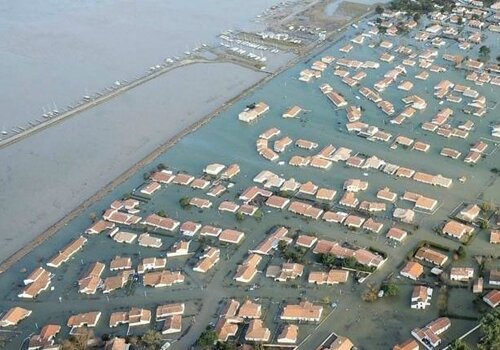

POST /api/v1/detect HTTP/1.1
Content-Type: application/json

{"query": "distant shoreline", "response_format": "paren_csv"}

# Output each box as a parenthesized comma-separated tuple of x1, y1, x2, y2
(0, 5, 375, 274)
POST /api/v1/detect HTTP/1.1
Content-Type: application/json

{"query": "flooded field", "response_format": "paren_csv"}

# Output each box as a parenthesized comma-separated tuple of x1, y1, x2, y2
(0, 6, 498, 350)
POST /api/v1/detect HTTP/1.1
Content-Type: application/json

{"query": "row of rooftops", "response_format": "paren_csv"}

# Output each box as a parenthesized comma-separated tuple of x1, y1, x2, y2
(215, 298, 325, 344)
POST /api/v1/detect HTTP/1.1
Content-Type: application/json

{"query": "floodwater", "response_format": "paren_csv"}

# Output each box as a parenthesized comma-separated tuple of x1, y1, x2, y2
(0, 62, 266, 260)
(0, 3, 499, 350)
(0, 0, 287, 261)
(325, 0, 390, 16)
(0, 0, 279, 128)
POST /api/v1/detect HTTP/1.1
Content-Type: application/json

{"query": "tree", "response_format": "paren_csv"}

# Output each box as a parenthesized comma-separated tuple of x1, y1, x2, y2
(479, 45, 491, 62)
(449, 339, 471, 350)
(413, 13, 421, 22)
(456, 246, 466, 259)
(141, 330, 163, 349)
(197, 330, 218, 348)
(89, 212, 97, 223)
(179, 197, 191, 209)
(479, 309, 500, 350)
(479, 219, 490, 230)
(362, 284, 379, 302)
(376, 5, 384, 14)
(235, 212, 245, 222)
(318, 253, 337, 268)
(384, 282, 400, 296)
(217, 342, 237, 350)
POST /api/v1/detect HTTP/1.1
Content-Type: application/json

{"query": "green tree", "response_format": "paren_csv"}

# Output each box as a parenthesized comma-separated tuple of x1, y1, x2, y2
(384, 282, 400, 296)
(449, 339, 471, 350)
(235, 212, 245, 222)
(479, 309, 500, 350)
(197, 330, 218, 348)
(141, 329, 163, 349)
(376, 5, 384, 14)
(362, 284, 379, 302)
(479, 45, 491, 62)
(217, 342, 237, 350)
(456, 245, 466, 259)
(179, 197, 191, 209)
(413, 13, 421, 22)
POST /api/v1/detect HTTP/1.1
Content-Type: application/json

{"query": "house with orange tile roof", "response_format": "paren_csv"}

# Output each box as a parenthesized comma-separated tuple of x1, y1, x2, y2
(140, 181, 161, 196)
(103, 209, 141, 226)
(221, 163, 240, 180)
(162, 314, 182, 334)
(19, 267, 52, 299)
(344, 214, 366, 229)
(200, 225, 222, 238)
(359, 201, 387, 213)
(111, 230, 137, 244)
(318, 335, 354, 350)
(283, 105, 302, 118)
(278, 324, 299, 344)
(190, 178, 211, 190)
(143, 270, 184, 288)
(137, 257, 166, 274)
(103, 270, 134, 293)
(150, 169, 175, 184)
(109, 308, 151, 328)
(363, 218, 384, 233)
(296, 235, 318, 249)
(266, 195, 290, 209)
(412, 317, 451, 348)
(393, 339, 420, 350)
(322, 211, 348, 224)
(180, 221, 202, 236)
(238, 102, 269, 123)
(193, 247, 220, 273)
(238, 300, 262, 319)
(281, 301, 323, 322)
(215, 318, 239, 342)
(28, 324, 61, 349)
(156, 303, 185, 321)
(457, 204, 481, 222)
(308, 269, 349, 285)
(245, 319, 271, 342)
(219, 229, 245, 244)
(47, 236, 87, 268)
(400, 261, 424, 280)
(339, 192, 359, 208)
(387, 227, 408, 242)
(450, 267, 474, 281)
(207, 183, 227, 197)
(250, 226, 289, 255)
(172, 173, 194, 186)
(415, 247, 448, 266)
(85, 219, 115, 235)
(483, 290, 500, 308)
(218, 201, 240, 213)
(189, 197, 212, 209)
(79, 262, 105, 294)
(142, 214, 179, 232)
(67, 311, 101, 328)
(234, 254, 262, 283)
(490, 230, 500, 244)
(411, 286, 433, 309)
(442, 220, 474, 240)
(0, 307, 32, 327)
(267, 263, 304, 282)
(167, 240, 191, 257)
(137, 233, 162, 248)
(110, 256, 132, 271)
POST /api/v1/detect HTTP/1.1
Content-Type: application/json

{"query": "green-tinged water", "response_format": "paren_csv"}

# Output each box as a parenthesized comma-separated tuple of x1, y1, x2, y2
(0, 13, 499, 350)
